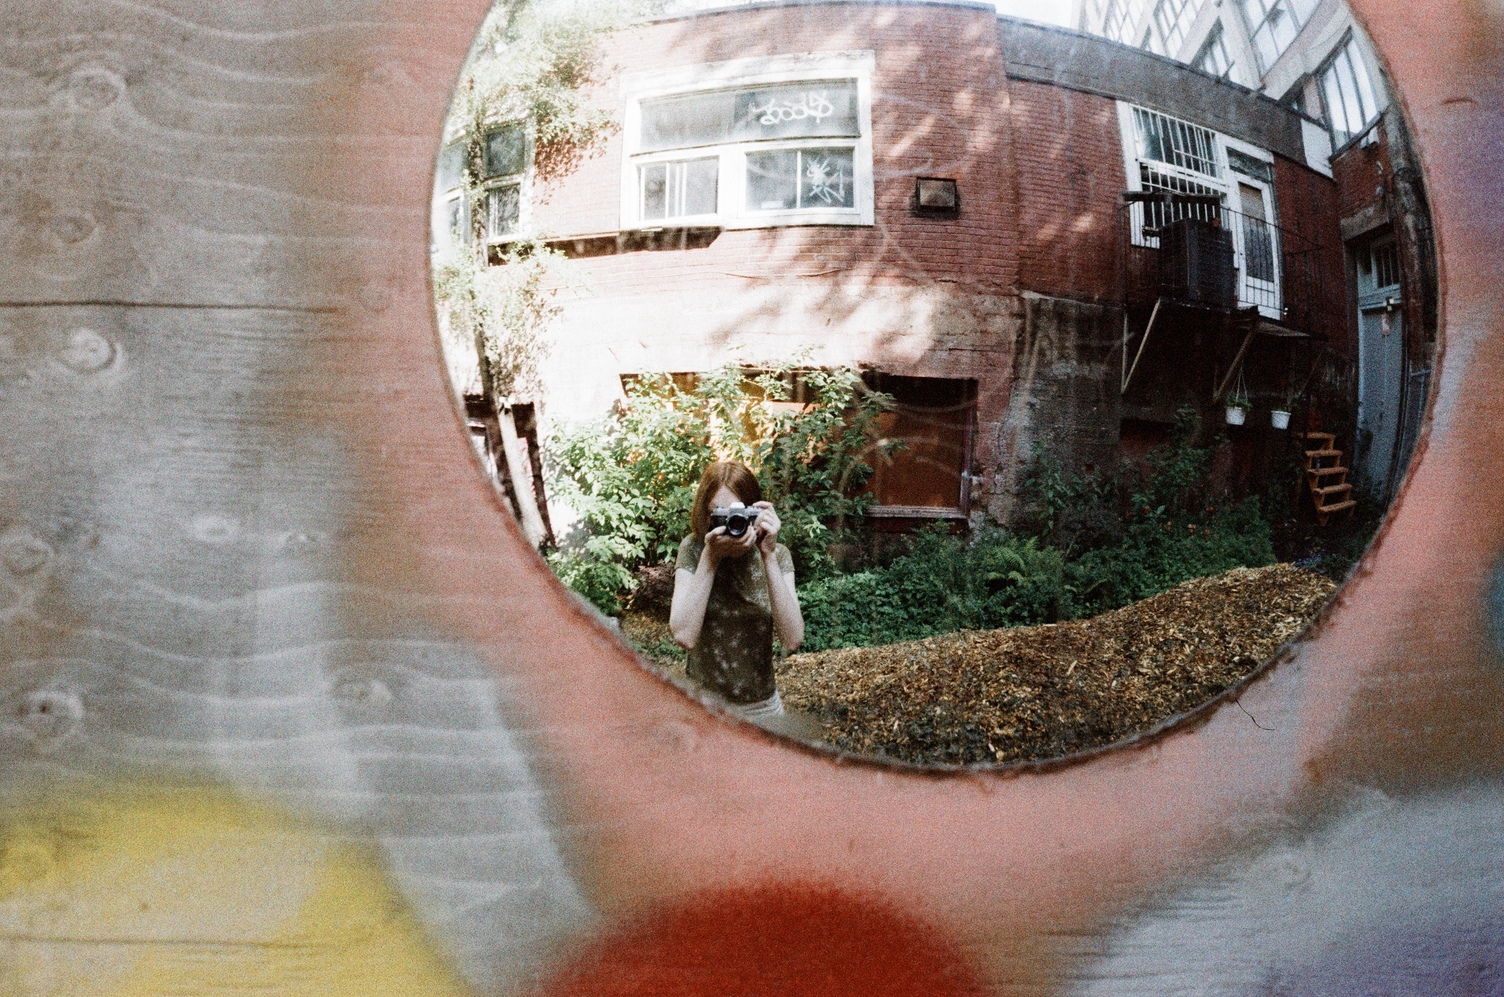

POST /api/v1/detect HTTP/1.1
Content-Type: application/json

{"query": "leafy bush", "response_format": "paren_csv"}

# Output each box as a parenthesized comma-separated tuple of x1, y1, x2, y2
(1063, 499, 1274, 617)
(433, 244, 560, 401)
(798, 527, 1066, 651)
(1016, 404, 1275, 620)
(552, 385, 1280, 638)
(545, 362, 892, 612)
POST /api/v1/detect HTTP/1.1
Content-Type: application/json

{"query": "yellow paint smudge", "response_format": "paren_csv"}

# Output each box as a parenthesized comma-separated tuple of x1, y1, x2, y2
(0, 782, 470, 996)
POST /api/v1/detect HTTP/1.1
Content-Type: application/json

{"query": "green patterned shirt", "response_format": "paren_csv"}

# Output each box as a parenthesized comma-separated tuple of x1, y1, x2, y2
(676, 535, 794, 704)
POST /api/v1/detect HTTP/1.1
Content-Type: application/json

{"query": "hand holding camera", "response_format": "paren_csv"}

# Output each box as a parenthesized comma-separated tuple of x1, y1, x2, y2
(704, 504, 758, 565)
(704, 502, 781, 563)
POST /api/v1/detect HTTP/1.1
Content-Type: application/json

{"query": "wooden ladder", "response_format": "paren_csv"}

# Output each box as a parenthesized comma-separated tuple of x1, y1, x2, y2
(1300, 431, 1357, 525)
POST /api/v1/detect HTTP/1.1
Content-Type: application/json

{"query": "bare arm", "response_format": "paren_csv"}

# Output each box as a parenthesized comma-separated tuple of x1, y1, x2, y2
(763, 551, 804, 651)
(751, 502, 804, 652)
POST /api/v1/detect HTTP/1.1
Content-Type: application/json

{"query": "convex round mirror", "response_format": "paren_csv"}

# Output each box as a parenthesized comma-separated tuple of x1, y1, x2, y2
(433, 0, 1434, 766)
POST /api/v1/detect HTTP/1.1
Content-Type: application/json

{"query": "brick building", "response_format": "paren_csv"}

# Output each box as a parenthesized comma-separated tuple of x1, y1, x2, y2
(437, 0, 1425, 530)
(1077, 0, 1437, 500)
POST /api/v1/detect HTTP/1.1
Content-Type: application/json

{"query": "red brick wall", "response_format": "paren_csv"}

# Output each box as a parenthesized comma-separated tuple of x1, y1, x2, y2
(1273, 155, 1352, 356)
(530, 4, 1017, 297)
(1330, 124, 1393, 222)
(1009, 81, 1126, 302)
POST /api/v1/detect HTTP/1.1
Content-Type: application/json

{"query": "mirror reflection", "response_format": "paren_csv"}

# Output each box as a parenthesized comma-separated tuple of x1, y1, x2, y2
(434, 0, 1435, 764)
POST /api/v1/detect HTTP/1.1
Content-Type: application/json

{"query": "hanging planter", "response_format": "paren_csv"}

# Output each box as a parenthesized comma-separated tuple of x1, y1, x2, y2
(1225, 370, 1251, 427)
(1270, 408, 1291, 430)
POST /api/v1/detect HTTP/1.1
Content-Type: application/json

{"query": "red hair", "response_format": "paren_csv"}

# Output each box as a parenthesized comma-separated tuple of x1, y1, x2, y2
(690, 461, 762, 537)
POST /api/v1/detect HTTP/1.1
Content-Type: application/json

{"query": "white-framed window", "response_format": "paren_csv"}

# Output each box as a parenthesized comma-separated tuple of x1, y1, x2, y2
(1193, 24, 1235, 79)
(1117, 103, 1283, 317)
(1237, 0, 1319, 74)
(1101, 0, 1138, 43)
(433, 139, 470, 261)
(431, 121, 531, 260)
(1152, 0, 1200, 54)
(481, 122, 528, 243)
(621, 54, 875, 230)
(1317, 34, 1382, 149)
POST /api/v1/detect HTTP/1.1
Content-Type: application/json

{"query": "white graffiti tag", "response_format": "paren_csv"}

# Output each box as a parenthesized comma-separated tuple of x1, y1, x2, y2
(802, 154, 850, 206)
(750, 91, 836, 127)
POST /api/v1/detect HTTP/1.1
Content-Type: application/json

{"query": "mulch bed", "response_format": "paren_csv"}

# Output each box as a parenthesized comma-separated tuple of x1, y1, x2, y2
(775, 563, 1336, 766)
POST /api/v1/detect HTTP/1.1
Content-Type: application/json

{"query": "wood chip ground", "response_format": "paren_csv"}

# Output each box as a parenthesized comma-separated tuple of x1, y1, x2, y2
(774, 563, 1336, 765)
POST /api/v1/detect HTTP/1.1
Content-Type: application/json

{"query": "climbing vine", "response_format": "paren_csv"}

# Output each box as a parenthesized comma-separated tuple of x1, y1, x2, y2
(433, 241, 562, 402)
(436, 0, 661, 402)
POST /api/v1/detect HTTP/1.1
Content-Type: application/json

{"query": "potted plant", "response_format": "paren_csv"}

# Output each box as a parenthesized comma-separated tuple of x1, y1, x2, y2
(1225, 391, 1251, 426)
(1270, 389, 1296, 430)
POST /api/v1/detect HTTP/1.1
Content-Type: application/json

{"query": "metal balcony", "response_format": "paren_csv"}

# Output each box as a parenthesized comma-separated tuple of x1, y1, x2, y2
(1120, 191, 1336, 339)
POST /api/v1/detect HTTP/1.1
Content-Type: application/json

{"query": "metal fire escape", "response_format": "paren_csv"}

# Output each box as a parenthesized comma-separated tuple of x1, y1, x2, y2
(1117, 190, 1333, 402)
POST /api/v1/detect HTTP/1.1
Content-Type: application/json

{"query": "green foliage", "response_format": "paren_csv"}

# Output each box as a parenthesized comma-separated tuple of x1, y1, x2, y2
(454, 1, 655, 185)
(753, 365, 892, 578)
(545, 363, 893, 612)
(433, 241, 562, 400)
(797, 527, 1065, 652)
(551, 392, 1278, 639)
(1128, 405, 1214, 521)
(1018, 446, 1122, 557)
(1063, 499, 1274, 618)
(625, 631, 687, 668)
(1040, 407, 1275, 617)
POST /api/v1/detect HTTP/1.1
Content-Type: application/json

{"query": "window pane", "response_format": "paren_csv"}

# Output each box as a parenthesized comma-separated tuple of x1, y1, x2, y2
(1348, 39, 1380, 121)
(639, 158, 718, 221)
(1226, 149, 1272, 182)
(1337, 53, 1366, 139)
(862, 374, 974, 511)
(1253, 28, 1279, 72)
(1133, 107, 1219, 177)
(1320, 37, 1383, 148)
(488, 184, 520, 237)
(438, 142, 466, 191)
(798, 148, 855, 208)
(446, 197, 466, 246)
(681, 157, 719, 216)
(1322, 69, 1353, 143)
(641, 80, 859, 153)
(1238, 182, 1275, 282)
(1373, 240, 1399, 288)
(640, 162, 668, 220)
(746, 150, 798, 210)
(485, 125, 526, 178)
(1154, 0, 1198, 53)
(1269, 6, 1296, 50)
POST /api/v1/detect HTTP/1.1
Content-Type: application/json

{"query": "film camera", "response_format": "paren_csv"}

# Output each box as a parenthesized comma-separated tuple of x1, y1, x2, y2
(709, 504, 761, 538)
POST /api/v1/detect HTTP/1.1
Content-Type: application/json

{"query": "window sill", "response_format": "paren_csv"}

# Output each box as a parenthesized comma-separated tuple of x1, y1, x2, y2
(525, 227, 724, 260)
(866, 505, 967, 519)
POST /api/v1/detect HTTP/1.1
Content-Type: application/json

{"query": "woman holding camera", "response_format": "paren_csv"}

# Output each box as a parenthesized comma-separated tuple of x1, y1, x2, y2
(670, 460, 804, 719)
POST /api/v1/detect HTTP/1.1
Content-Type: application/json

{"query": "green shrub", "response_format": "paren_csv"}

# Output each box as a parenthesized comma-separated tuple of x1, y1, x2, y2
(545, 362, 892, 612)
(797, 527, 1066, 651)
(1064, 498, 1274, 618)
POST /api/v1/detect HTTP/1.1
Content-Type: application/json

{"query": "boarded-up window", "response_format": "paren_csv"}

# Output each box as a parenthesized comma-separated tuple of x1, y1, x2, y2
(863, 374, 976, 513)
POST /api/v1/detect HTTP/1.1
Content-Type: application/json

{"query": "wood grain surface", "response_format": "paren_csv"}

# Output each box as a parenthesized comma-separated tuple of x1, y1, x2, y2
(0, 1, 1500, 994)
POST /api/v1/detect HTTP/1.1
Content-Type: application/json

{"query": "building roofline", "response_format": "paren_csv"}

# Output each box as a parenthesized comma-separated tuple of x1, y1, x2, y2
(996, 17, 1319, 158)
(997, 14, 1321, 123)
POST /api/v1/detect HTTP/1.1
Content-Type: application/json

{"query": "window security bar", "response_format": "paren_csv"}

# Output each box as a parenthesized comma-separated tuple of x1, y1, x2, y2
(1118, 197, 1334, 337)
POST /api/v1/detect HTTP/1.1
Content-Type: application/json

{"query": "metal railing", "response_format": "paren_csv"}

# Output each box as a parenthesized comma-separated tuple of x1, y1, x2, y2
(1120, 192, 1336, 338)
